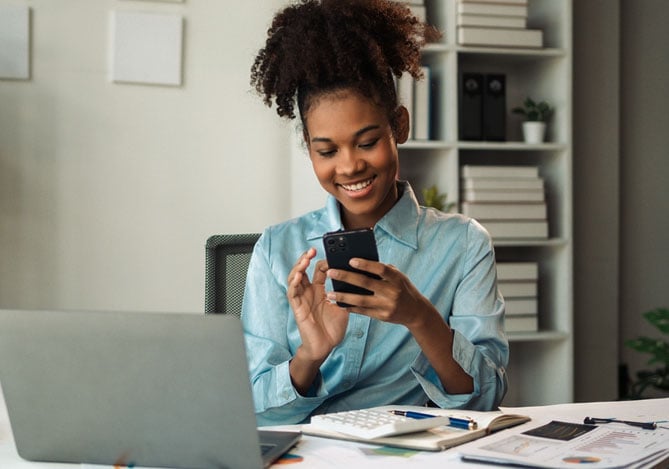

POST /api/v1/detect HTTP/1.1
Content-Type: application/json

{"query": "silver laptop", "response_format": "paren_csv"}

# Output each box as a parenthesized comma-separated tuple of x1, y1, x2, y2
(0, 309, 300, 469)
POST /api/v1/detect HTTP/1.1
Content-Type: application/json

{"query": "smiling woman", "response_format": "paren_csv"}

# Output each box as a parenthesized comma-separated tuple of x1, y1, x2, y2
(305, 91, 407, 229)
(242, 0, 509, 426)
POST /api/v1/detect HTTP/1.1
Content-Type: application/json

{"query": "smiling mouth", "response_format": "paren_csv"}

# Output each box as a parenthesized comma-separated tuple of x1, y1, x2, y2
(339, 177, 375, 192)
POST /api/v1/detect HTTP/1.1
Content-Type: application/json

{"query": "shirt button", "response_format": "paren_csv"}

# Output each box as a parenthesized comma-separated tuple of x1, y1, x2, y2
(353, 330, 364, 339)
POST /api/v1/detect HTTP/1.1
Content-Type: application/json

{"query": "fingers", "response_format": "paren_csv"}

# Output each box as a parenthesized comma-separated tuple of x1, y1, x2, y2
(326, 260, 413, 321)
(288, 248, 316, 280)
(326, 258, 395, 289)
(312, 258, 330, 285)
(287, 248, 317, 296)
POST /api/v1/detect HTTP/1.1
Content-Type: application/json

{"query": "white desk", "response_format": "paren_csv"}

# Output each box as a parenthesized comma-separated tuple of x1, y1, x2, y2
(2, 391, 668, 468)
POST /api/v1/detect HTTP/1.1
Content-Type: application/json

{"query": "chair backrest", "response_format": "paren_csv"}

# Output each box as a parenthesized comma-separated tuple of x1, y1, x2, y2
(204, 233, 260, 317)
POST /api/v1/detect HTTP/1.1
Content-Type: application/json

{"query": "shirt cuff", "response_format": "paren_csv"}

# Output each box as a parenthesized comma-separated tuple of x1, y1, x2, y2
(255, 360, 330, 426)
(410, 329, 480, 408)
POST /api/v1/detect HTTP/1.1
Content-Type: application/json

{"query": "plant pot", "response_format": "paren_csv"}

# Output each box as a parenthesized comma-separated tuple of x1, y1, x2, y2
(522, 121, 546, 144)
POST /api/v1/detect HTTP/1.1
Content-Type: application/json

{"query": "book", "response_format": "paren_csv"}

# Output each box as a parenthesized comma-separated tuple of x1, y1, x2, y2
(498, 280, 537, 298)
(457, 14, 526, 29)
(396, 72, 414, 140)
(462, 202, 547, 220)
(481, 220, 548, 238)
(497, 262, 538, 281)
(302, 405, 530, 451)
(459, 72, 484, 141)
(457, 3, 528, 17)
(458, 26, 543, 48)
(505, 314, 538, 332)
(461, 177, 544, 190)
(413, 66, 431, 140)
(462, 189, 545, 203)
(505, 298, 538, 316)
(461, 165, 539, 179)
(483, 74, 506, 141)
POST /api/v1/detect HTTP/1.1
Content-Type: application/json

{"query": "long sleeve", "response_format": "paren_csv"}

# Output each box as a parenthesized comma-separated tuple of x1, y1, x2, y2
(410, 219, 508, 410)
(242, 231, 331, 425)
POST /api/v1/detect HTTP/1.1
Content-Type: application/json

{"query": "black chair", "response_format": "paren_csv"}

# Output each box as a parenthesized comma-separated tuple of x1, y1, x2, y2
(204, 233, 260, 317)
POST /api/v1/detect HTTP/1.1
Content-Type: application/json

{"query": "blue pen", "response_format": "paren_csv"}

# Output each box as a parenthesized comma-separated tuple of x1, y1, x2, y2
(447, 417, 478, 430)
(390, 410, 478, 430)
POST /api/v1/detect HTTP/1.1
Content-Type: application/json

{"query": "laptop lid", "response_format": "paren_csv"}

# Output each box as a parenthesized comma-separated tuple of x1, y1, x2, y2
(0, 309, 299, 469)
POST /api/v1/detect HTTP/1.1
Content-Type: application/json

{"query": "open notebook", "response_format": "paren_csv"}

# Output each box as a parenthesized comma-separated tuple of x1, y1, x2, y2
(0, 309, 300, 469)
(302, 404, 530, 451)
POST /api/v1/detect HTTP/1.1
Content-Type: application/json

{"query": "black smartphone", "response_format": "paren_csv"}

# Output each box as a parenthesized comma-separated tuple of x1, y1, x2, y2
(322, 228, 380, 308)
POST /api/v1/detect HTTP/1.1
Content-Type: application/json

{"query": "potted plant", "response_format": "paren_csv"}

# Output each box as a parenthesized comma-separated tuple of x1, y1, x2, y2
(512, 97, 554, 144)
(421, 185, 455, 213)
(624, 307, 669, 399)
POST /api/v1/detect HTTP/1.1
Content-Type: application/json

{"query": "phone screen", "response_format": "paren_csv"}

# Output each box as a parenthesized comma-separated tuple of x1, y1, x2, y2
(322, 228, 379, 308)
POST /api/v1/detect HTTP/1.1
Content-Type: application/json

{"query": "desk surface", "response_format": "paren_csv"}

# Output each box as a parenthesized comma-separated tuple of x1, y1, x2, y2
(2, 390, 668, 469)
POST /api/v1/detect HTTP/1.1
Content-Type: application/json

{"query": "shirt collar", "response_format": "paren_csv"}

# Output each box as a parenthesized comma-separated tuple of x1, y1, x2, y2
(306, 180, 420, 251)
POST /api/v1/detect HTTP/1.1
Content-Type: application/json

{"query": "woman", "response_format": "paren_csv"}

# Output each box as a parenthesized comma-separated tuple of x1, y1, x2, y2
(244, 0, 508, 426)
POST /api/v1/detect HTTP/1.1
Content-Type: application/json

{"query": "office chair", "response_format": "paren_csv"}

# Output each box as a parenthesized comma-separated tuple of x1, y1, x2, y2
(204, 233, 260, 317)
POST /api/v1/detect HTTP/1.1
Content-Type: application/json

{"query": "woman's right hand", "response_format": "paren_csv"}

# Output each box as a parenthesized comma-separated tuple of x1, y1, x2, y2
(287, 248, 349, 393)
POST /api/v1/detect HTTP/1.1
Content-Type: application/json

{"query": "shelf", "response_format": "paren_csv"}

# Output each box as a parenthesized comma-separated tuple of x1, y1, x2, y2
(423, 44, 566, 60)
(507, 330, 570, 343)
(458, 142, 568, 151)
(400, 140, 456, 150)
(493, 238, 569, 248)
(422, 43, 455, 54)
(401, 141, 568, 152)
(457, 47, 566, 59)
(401, 0, 573, 406)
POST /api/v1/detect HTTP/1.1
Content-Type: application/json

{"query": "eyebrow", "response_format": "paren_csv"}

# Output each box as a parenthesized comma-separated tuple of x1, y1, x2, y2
(310, 124, 381, 143)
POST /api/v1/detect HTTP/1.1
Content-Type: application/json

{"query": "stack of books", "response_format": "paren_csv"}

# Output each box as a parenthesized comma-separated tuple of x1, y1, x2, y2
(396, 67, 431, 141)
(456, 0, 543, 48)
(460, 165, 548, 239)
(497, 262, 538, 333)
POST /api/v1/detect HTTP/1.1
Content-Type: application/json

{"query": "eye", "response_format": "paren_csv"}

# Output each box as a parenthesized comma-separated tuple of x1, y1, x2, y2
(359, 138, 380, 150)
(316, 148, 337, 158)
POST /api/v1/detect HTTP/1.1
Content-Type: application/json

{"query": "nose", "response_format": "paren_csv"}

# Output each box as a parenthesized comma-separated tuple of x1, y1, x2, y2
(337, 147, 366, 176)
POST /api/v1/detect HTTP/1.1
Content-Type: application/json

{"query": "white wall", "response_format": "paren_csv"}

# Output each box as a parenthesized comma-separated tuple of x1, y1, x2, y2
(0, 0, 294, 313)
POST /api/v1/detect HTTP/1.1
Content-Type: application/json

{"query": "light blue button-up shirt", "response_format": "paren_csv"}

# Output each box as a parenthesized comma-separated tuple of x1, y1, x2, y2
(242, 181, 508, 426)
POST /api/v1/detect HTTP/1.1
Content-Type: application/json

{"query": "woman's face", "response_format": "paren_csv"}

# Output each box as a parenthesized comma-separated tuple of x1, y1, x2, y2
(304, 90, 408, 229)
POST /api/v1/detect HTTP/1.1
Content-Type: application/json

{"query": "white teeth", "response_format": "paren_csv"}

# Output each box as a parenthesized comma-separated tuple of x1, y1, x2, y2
(341, 178, 373, 191)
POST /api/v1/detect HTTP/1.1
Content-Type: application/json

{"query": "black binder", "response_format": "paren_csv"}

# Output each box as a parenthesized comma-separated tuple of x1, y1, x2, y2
(459, 73, 483, 141)
(483, 74, 506, 141)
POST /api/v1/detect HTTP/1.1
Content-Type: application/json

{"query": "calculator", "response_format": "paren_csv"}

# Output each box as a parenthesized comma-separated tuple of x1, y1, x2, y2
(309, 408, 452, 439)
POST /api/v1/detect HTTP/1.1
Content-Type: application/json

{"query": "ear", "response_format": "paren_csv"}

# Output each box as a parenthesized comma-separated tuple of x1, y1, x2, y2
(392, 106, 410, 144)
(302, 128, 310, 147)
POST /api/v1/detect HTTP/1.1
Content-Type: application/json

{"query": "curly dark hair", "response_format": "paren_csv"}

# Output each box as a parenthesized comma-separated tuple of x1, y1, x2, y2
(250, 0, 440, 124)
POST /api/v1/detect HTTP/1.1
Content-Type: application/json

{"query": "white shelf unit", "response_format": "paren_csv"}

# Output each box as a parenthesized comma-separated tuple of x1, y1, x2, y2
(399, 0, 573, 406)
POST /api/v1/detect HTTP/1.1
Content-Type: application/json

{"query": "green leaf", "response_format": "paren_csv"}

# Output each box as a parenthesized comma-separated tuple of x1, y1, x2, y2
(514, 96, 553, 122)
(625, 337, 669, 365)
(644, 307, 669, 334)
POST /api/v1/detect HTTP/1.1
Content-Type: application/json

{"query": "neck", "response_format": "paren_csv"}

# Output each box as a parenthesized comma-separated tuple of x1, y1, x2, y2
(340, 182, 400, 230)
